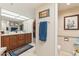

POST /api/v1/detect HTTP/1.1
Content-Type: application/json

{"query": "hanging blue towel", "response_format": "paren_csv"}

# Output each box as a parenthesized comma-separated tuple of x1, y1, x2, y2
(39, 21, 47, 41)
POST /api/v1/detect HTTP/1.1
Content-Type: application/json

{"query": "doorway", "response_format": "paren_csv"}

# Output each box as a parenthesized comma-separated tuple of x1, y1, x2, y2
(33, 20, 36, 43)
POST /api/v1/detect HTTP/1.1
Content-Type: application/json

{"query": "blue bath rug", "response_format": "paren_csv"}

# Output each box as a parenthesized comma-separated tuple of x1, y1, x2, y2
(9, 44, 33, 56)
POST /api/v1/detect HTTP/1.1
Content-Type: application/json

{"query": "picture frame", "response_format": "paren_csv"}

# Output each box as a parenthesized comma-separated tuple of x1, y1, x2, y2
(64, 15, 79, 30)
(39, 9, 50, 18)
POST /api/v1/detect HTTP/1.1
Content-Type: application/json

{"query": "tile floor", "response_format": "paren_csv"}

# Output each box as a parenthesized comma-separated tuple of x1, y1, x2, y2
(19, 43, 36, 56)
(19, 46, 36, 56)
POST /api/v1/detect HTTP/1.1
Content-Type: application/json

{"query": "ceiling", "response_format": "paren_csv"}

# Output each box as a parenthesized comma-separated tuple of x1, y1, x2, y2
(0, 3, 44, 19)
(58, 3, 79, 11)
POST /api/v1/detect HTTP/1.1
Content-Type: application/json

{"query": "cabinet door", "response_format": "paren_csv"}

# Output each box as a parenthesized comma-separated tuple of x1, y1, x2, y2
(1, 36, 10, 51)
(22, 34, 27, 45)
(18, 34, 26, 47)
(25, 34, 28, 44)
(16, 35, 19, 48)
(9, 35, 18, 50)
(27, 33, 32, 43)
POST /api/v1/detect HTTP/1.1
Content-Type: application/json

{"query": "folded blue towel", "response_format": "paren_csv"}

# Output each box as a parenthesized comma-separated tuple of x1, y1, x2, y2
(39, 21, 47, 41)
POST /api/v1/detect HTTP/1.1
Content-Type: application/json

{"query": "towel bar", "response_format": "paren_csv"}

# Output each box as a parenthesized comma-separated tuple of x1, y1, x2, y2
(37, 21, 50, 24)
(58, 35, 79, 38)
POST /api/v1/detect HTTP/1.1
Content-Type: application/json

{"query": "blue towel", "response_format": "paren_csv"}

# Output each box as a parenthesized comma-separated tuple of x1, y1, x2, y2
(39, 21, 47, 41)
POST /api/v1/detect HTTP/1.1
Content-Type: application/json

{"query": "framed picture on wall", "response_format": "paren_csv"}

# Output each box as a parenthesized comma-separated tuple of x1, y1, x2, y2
(64, 15, 79, 30)
(39, 9, 50, 18)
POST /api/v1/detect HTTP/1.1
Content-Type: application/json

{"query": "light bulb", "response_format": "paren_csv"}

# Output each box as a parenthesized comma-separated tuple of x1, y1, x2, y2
(66, 3, 70, 5)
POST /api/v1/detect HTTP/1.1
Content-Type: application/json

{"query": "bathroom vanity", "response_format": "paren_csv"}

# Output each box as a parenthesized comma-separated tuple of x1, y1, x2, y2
(1, 33, 32, 51)
(0, 14, 33, 52)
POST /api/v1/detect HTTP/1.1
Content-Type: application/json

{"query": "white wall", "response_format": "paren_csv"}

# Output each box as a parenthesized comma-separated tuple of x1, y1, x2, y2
(35, 3, 55, 56)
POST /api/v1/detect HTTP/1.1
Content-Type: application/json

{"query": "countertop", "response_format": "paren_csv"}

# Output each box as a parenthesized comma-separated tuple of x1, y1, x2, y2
(1, 32, 31, 36)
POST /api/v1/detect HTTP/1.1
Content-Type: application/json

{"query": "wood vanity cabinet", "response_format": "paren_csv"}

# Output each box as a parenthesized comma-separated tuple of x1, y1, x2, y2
(1, 33, 32, 51)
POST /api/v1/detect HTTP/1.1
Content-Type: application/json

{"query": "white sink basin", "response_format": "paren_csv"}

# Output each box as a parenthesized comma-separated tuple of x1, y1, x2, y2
(0, 47, 7, 55)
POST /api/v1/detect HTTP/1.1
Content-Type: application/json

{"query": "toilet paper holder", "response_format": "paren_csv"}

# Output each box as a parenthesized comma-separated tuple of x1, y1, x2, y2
(64, 37, 69, 41)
